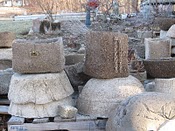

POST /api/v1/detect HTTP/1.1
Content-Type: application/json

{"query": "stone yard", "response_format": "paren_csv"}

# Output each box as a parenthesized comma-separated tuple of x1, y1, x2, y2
(1, 12, 175, 131)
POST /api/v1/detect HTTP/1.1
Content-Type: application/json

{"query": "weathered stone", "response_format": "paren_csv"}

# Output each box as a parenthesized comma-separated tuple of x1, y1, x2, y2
(0, 48, 12, 60)
(106, 92, 175, 131)
(84, 31, 129, 79)
(0, 32, 15, 47)
(143, 59, 175, 78)
(12, 37, 65, 73)
(144, 81, 155, 92)
(8, 71, 74, 104)
(0, 60, 12, 70)
(160, 30, 167, 39)
(167, 24, 175, 38)
(130, 71, 147, 83)
(77, 75, 144, 117)
(65, 53, 85, 65)
(171, 46, 175, 54)
(137, 30, 152, 39)
(145, 38, 171, 60)
(65, 62, 91, 91)
(0, 68, 13, 94)
(155, 78, 175, 94)
(58, 105, 77, 119)
(8, 96, 73, 118)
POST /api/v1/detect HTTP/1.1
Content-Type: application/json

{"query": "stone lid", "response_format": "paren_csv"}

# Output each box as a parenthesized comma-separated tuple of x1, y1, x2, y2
(167, 24, 175, 38)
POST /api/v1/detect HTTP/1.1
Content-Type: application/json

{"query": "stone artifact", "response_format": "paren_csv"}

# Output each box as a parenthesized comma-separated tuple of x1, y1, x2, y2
(145, 38, 171, 60)
(143, 58, 175, 78)
(84, 31, 129, 79)
(155, 78, 175, 94)
(0, 48, 12, 70)
(77, 75, 144, 117)
(0, 68, 13, 94)
(9, 96, 73, 118)
(167, 24, 175, 38)
(58, 105, 78, 119)
(106, 92, 175, 131)
(0, 32, 15, 47)
(8, 71, 74, 104)
(12, 37, 65, 73)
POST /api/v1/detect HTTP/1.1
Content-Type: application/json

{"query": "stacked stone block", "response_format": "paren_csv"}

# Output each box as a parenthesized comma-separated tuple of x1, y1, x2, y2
(0, 32, 15, 95)
(8, 37, 74, 118)
(77, 31, 144, 117)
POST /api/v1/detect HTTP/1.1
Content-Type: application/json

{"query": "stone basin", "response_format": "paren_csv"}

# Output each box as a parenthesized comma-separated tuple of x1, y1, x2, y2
(143, 58, 175, 78)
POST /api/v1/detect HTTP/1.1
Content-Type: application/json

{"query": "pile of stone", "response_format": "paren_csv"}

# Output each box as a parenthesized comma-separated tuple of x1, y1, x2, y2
(8, 37, 75, 118)
(0, 32, 15, 95)
(77, 31, 144, 117)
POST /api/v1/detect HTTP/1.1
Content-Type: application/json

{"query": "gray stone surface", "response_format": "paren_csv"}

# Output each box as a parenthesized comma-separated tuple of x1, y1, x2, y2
(0, 59, 12, 70)
(0, 68, 13, 94)
(8, 96, 73, 118)
(65, 53, 85, 65)
(144, 81, 155, 92)
(167, 24, 175, 38)
(130, 71, 147, 83)
(0, 32, 15, 47)
(8, 71, 74, 104)
(77, 75, 144, 117)
(12, 37, 65, 73)
(106, 92, 175, 131)
(155, 78, 175, 94)
(84, 31, 129, 79)
(143, 59, 175, 78)
(160, 30, 167, 39)
(58, 105, 77, 119)
(65, 62, 91, 91)
(145, 38, 171, 60)
(0, 48, 12, 60)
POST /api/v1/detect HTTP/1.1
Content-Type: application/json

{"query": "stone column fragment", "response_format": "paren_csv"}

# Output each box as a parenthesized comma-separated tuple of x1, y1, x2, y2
(84, 31, 129, 79)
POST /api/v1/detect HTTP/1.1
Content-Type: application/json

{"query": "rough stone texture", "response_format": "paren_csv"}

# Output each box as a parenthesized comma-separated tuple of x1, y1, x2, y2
(64, 62, 91, 91)
(84, 31, 129, 79)
(12, 37, 65, 73)
(65, 53, 85, 65)
(0, 32, 15, 47)
(0, 48, 12, 60)
(155, 17, 175, 31)
(155, 78, 175, 94)
(106, 92, 175, 131)
(77, 75, 144, 117)
(0, 59, 12, 70)
(160, 30, 167, 39)
(167, 24, 175, 38)
(0, 68, 13, 94)
(58, 105, 77, 119)
(8, 71, 74, 104)
(8, 96, 73, 118)
(130, 71, 147, 83)
(145, 38, 171, 60)
(143, 59, 175, 78)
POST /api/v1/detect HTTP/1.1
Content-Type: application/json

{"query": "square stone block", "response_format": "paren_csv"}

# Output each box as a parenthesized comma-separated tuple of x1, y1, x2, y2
(12, 37, 65, 73)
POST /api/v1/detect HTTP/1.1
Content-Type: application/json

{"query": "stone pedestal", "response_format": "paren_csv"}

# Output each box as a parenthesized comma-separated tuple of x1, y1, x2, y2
(12, 37, 65, 73)
(8, 71, 74, 104)
(77, 75, 144, 117)
(84, 31, 129, 79)
(145, 38, 171, 60)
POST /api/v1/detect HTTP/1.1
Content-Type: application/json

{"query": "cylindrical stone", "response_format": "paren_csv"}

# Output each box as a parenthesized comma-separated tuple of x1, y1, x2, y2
(83, 31, 129, 79)
(77, 75, 144, 117)
(12, 37, 65, 73)
(145, 38, 171, 60)
(0, 32, 15, 47)
(155, 78, 175, 94)
(8, 71, 74, 104)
